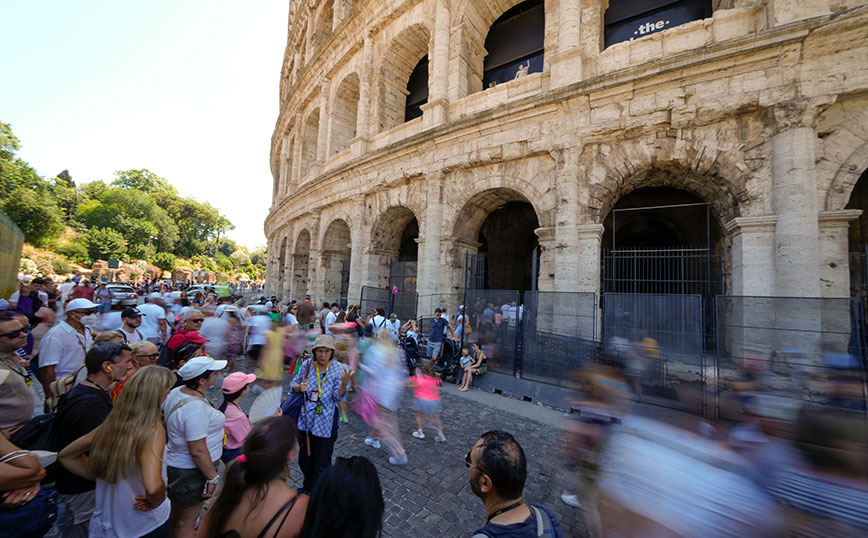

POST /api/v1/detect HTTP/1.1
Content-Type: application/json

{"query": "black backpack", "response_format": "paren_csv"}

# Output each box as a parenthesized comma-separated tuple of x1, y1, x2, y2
(10, 391, 99, 452)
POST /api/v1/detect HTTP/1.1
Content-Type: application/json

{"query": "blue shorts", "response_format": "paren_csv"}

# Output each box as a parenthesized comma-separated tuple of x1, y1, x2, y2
(413, 398, 442, 415)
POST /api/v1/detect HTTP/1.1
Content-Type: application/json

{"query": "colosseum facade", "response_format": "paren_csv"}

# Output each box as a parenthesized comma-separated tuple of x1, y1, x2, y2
(264, 0, 868, 321)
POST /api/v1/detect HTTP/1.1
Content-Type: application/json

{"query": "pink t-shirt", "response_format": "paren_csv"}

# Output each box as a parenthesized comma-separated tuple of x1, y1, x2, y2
(223, 404, 252, 449)
(412, 375, 441, 401)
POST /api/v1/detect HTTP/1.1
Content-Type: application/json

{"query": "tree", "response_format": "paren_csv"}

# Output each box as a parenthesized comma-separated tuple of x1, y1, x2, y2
(250, 246, 267, 266)
(83, 227, 127, 261)
(2, 187, 65, 247)
(230, 248, 251, 265)
(151, 252, 178, 272)
(76, 187, 179, 254)
(79, 180, 108, 201)
(55, 242, 90, 265)
(56, 169, 74, 188)
(111, 169, 178, 196)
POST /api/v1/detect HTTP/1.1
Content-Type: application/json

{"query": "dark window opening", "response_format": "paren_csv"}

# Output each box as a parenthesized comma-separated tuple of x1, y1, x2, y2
(398, 218, 419, 261)
(604, 0, 712, 49)
(404, 56, 428, 122)
(482, 0, 544, 90)
(477, 201, 540, 293)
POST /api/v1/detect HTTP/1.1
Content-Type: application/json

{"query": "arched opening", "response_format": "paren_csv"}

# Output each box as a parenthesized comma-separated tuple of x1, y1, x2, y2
(604, 0, 713, 48)
(846, 168, 868, 249)
(602, 187, 724, 294)
(482, 0, 544, 90)
(330, 74, 360, 155)
(454, 188, 541, 294)
(299, 108, 319, 180)
(277, 237, 288, 290)
(291, 230, 311, 300)
(311, 2, 334, 56)
(404, 56, 429, 122)
(321, 219, 352, 304)
(371, 207, 419, 292)
(378, 24, 430, 131)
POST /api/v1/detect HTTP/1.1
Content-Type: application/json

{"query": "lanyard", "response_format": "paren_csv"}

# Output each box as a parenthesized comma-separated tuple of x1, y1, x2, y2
(487, 500, 523, 523)
(1, 357, 31, 386)
(315, 360, 331, 394)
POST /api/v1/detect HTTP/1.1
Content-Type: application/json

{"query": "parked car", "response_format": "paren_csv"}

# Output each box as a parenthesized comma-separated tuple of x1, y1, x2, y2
(185, 285, 214, 298)
(107, 284, 139, 307)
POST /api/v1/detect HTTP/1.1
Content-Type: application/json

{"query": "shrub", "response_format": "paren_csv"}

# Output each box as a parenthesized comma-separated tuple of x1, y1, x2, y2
(55, 242, 90, 265)
(151, 252, 178, 272)
(83, 227, 127, 262)
(51, 258, 73, 274)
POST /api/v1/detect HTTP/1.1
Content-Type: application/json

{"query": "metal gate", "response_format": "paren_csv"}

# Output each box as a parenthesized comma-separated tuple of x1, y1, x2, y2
(339, 261, 350, 307)
(360, 285, 417, 323)
(850, 245, 868, 359)
(463, 289, 521, 376)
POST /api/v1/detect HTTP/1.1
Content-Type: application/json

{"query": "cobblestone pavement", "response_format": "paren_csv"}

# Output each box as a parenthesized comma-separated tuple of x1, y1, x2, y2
(225, 357, 586, 537)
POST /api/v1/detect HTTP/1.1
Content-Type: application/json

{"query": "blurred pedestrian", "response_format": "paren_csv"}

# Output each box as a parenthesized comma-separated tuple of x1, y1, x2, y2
(409, 362, 446, 442)
(360, 338, 408, 465)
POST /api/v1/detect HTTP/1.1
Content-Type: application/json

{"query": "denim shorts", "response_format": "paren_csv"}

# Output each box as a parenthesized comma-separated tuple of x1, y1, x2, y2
(426, 340, 442, 359)
(413, 398, 442, 415)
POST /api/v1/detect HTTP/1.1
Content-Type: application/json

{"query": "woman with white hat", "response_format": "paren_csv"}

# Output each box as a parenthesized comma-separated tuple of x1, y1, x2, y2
(161, 356, 227, 538)
(289, 334, 351, 492)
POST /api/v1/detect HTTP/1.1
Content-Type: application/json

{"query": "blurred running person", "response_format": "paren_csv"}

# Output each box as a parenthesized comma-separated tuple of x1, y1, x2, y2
(409, 362, 446, 442)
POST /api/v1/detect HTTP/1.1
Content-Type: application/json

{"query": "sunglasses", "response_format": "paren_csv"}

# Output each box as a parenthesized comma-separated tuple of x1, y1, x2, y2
(136, 353, 160, 360)
(188, 318, 204, 323)
(0, 325, 31, 339)
(465, 450, 488, 476)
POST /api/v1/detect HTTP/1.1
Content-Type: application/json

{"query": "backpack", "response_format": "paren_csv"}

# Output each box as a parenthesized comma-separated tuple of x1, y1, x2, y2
(10, 390, 100, 452)
(471, 504, 556, 538)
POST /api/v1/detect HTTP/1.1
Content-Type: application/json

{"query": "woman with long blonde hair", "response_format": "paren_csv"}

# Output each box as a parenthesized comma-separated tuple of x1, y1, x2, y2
(58, 365, 176, 538)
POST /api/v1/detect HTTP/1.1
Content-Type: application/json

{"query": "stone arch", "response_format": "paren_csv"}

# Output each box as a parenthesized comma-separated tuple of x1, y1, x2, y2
(368, 206, 420, 289)
(291, 229, 311, 300)
(321, 218, 352, 302)
(311, 1, 334, 57)
(450, 187, 542, 292)
(299, 107, 320, 180)
(329, 72, 360, 156)
(376, 23, 432, 132)
(818, 98, 868, 211)
(453, 0, 542, 97)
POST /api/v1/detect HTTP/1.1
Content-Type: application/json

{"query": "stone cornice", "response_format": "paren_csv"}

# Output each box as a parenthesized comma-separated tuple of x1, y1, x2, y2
(725, 216, 778, 236)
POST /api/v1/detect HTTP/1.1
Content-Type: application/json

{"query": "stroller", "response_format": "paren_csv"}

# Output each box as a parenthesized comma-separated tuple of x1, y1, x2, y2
(436, 338, 462, 383)
(402, 335, 420, 375)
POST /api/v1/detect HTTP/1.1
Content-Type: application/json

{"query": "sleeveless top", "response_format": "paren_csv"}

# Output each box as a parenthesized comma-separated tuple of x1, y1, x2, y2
(89, 462, 170, 537)
(221, 494, 300, 538)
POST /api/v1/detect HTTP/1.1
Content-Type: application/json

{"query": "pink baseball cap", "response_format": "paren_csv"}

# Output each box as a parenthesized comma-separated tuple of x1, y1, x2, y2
(222, 372, 256, 394)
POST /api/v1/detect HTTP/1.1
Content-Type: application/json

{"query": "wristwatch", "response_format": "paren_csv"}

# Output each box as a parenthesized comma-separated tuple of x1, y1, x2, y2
(205, 475, 220, 485)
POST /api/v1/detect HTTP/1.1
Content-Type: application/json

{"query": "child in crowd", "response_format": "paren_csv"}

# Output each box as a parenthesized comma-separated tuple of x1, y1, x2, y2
(409, 362, 446, 442)
(219, 372, 256, 462)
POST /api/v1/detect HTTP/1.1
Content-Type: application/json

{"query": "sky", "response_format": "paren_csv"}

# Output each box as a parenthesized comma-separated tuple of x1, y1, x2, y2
(1, 0, 289, 250)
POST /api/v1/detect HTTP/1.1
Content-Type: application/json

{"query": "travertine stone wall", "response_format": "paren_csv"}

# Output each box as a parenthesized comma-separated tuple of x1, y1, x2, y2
(266, 0, 868, 307)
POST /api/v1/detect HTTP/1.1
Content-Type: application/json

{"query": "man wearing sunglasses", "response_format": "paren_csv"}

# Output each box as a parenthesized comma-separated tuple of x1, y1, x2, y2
(166, 309, 205, 353)
(0, 311, 35, 438)
(466, 430, 563, 538)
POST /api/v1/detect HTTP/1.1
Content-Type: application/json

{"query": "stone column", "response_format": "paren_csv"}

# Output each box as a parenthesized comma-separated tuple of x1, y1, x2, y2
(332, 0, 342, 30)
(578, 0, 604, 79)
(418, 172, 444, 314)
(291, 114, 303, 187)
(421, 0, 450, 128)
(773, 127, 820, 297)
(352, 35, 373, 156)
(725, 216, 777, 297)
(577, 224, 604, 339)
(535, 227, 555, 292)
(347, 199, 366, 306)
(314, 80, 330, 173)
(307, 214, 322, 303)
(282, 229, 294, 300)
(818, 210, 861, 298)
(304, 14, 315, 64)
(291, 52, 301, 86)
(550, 0, 582, 88)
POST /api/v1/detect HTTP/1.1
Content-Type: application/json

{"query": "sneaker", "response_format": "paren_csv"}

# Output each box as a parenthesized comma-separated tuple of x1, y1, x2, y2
(434, 432, 447, 443)
(412, 430, 425, 439)
(561, 493, 582, 508)
(364, 438, 381, 449)
(388, 454, 408, 465)
(340, 412, 349, 424)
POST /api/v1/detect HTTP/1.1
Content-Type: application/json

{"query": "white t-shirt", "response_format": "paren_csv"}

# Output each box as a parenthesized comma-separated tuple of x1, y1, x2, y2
(39, 321, 93, 380)
(385, 319, 400, 341)
(96, 312, 123, 332)
(369, 315, 387, 336)
(137, 303, 167, 340)
(247, 314, 271, 347)
(162, 387, 226, 468)
(283, 313, 298, 326)
(324, 311, 337, 335)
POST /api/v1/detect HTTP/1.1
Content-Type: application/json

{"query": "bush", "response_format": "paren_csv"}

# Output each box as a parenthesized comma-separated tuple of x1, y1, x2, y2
(83, 227, 127, 262)
(55, 242, 90, 265)
(19, 258, 38, 275)
(51, 258, 73, 274)
(3, 187, 65, 247)
(151, 252, 177, 272)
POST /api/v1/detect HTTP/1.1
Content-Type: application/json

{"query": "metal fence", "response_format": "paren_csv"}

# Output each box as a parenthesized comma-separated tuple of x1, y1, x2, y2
(520, 291, 597, 387)
(462, 289, 522, 376)
(359, 286, 417, 323)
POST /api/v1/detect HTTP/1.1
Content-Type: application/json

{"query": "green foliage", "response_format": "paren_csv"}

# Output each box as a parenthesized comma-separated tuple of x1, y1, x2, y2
(214, 253, 234, 272)
(56, 169, 74, 187)
(2, 187, 65, 247)
(250, 246, 267, 266)
(80, 180, 108, 201)
(55, 242, 90, 265)
(51, 258, 74, 274)
(230, 248, 251, 265)
(151, 252, 178, 272)
(112, 169, 178, 196)
(191, 254, 216, 272)
(83, 227, 127, 261)
(50, 177, 78, 223)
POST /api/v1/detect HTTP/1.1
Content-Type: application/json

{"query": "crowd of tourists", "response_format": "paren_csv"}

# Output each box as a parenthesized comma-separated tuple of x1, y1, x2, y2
(1, 276, 562, 538)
